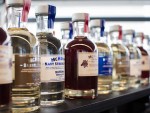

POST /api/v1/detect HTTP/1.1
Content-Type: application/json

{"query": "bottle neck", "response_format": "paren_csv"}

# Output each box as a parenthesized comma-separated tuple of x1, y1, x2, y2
(36, 15, 54, 33)
(135, 37, 143, 47)
(124, 35, 133, 45)
(61, 29, 72, 39)
(7, 6, 27, 28)
(73, 21, 88, 38)
(110, 31, 122, 44)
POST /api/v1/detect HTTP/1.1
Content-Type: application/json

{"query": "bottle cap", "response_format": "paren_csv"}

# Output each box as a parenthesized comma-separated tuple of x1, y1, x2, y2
(136, 32, 144, 41)
(35, 5, 56, 15)
(109, 25, 122, 32)
(123, 29, 135, 35)
(60, 22, 70, 30)
(72, 13, 89, 22)
(6, 0, 24, 6)
(90, 19, 105, 28)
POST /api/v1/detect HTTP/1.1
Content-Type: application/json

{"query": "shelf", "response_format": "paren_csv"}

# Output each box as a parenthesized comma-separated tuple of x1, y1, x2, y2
(38, 85, 150, 113)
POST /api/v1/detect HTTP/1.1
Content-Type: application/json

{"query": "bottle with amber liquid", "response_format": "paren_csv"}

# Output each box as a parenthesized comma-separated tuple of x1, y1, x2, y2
(65, 13, 98, 99)
(109, 25, 130, 91)
(90, 19, 113, 94)
(0, 28, 12, 112)
(135, 32, 150, 85)
(6, 0, 40, 112)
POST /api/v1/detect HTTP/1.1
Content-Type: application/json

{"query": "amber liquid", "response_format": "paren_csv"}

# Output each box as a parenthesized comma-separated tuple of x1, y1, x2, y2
(65, 36, 98, 99)
(138, 47, 149, 85)
(0, 83, 12, 110)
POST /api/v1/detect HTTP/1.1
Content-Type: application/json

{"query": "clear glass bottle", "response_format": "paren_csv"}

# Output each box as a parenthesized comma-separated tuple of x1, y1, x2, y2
(123, 29, 141, 88)
(6, 0, 40, 112)
(65, 13, 98, 99)
(109, 25, 130, 91)
(90, 19, 113, 94)
(135, 32, 150, 85)
(0, 28, 12, 112)
(35, 5, 64, 106)
(60, 22, 73, 53)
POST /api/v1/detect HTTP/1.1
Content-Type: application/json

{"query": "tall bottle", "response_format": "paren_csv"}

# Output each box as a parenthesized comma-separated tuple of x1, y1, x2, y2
(35, 5, 64, 106)
(60, 22, 73, 52)
(123, 29, 141, 88)
(109, 25, 130, 91)
(90, 19, 113, 94)
(6, 0, 40, 112)
(65, 13, 98, 99)
(0, 28, 12, 112)
(135, 32, 150, 85)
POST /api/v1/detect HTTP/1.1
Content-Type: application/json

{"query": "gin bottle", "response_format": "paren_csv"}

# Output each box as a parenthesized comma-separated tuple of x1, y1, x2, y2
(135, 32, 150, 85)
(109, 25, 130, 91)
(6, 0, 40, 112)
(35, 5, 64, 106)
(65, 13, 98, 99)
(123, 29, 141, 88)
(90, 19, 113, 94)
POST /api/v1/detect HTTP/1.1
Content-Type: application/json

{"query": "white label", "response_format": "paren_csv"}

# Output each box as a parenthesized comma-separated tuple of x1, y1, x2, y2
(130, 59, 141, 76)
(40, 55, 64, 82)
(78, 52, 98, 76)
(0, 46, 12, 84)
(141, 56, 150, 71)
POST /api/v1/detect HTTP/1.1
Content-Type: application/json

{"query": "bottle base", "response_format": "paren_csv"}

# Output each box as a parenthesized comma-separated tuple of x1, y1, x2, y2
(112, 81, 128, 91)
(98, 85, 112, 94)
(65, 89, 97, 99)
(12, 106, 40, 113)
(40, 100, 64, 107)
(141, 78, 149, 85)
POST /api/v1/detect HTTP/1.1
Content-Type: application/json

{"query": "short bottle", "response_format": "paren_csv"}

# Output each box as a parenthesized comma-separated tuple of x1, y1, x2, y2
(60, 22, 73, 53)
(123, 29, 141, 88)
(35, 5, 64, 106)
(65, 13, 98, 99)
(6, 0, 40, 112)
(109, 25, 130, 91)
(90, 19, 113, 94)
(0, 28, 12, 112)
(135, 32, 150, 85)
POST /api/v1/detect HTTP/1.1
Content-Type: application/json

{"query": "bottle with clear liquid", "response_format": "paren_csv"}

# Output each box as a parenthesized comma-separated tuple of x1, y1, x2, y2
(135, 32, 150, 85)
(65, 13, 98, 99)
(6, 0, 40, 112)
(90, 19, 113, 94)
(123, 29, 141, 88)
(35, 5, 64, 106)
(0, 28, 12, 112)
(60, 22, 73, 53)
(109, 25, 130, 91)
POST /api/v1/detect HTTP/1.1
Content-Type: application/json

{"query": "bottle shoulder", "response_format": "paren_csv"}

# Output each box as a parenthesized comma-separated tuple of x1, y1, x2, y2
(138, 46, 149, 56)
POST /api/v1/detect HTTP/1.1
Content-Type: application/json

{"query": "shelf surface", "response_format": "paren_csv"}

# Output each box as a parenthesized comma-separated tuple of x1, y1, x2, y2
(38, 85, 150, 113)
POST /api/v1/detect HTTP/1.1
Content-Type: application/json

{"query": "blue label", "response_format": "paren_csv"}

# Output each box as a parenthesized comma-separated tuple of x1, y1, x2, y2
(98, 56, 112, 76)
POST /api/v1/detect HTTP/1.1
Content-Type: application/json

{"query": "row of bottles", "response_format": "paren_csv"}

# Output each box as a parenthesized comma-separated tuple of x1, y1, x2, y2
(0, 0, 150, 112)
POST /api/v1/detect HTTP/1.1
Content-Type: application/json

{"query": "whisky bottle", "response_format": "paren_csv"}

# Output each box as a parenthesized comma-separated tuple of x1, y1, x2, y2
(90, 19, 113, 94)
(123, 29, 141, 88)
(6, 0, 40, 112)
(0, 28, 12, 112)
(135, 32, 150, 85)
(65, 13, 98, 99)
(109, 25, 130, 91)
(35, 5, 64, 106)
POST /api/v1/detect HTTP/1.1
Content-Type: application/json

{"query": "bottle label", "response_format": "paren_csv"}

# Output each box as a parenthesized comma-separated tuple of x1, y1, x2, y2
(141, 56, 150, 71)
(130, 59, 141, 76)
(0, 46, 12, 84)
(14, 54, 40, 86)
(116, 57, 130, 75)
(98, 56, 112, 76)
(78, 52, 98, 76)
(40, 55, 64, 82)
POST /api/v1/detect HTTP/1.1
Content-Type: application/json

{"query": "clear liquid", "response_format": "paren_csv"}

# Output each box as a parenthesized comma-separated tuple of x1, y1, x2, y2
(111, 43, 130, 91)
(36, 32, 64, 106)
(96, 42, 112, 94)
(126, 44, 141, 88)
(8, 28, 40, 112)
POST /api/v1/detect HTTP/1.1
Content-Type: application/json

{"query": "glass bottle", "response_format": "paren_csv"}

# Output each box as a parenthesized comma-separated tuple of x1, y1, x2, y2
(65, 13, 98, 99)
(135, 32, 150, 85)
(0, 28, 12, 112)
(123, 29, 141, 88)
(60, 22, 73, 54)
(90, 19, 113, 94)
(35, 5, 64, 106)
(6, 0, 40, 112)
(109, 25, 130, 91)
